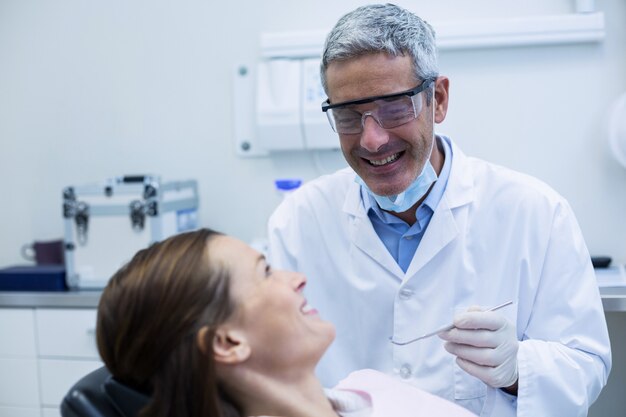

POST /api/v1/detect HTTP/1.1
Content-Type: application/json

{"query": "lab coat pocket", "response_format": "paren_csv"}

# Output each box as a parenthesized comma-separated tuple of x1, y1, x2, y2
(454, 361, 486, 400)
(454, 364, 487, 416)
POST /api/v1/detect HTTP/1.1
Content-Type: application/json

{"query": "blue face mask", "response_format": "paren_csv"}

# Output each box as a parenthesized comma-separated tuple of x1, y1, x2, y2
(356, 160, 438, 213)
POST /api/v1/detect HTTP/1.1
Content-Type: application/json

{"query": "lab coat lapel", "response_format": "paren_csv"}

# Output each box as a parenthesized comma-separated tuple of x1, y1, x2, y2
(351, 216, 405, 279)
(343, 180, 405, 280)
(404, 196, 458, 278)
(404, 138, 474, 279)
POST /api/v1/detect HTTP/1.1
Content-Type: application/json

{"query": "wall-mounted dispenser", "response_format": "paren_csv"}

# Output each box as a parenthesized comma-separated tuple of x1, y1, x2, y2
(256, 59, 304, 151)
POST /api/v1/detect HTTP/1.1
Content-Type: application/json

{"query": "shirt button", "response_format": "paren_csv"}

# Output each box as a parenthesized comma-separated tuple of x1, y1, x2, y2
(399, 364, 412, 379)
(399, 288, 414, 300)
(404, 235, 414, 240)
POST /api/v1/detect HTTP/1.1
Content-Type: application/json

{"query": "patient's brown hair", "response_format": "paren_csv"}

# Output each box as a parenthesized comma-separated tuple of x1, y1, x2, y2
(96, 228, 241, 417)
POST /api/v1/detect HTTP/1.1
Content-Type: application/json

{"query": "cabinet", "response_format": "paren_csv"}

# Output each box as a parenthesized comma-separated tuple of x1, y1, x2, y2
(0, 307, 102, 417)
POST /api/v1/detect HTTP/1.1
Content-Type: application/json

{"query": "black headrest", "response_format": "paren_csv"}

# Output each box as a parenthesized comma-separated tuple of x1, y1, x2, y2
(61, 366, 151, 417)
(103, 376, 151, 417)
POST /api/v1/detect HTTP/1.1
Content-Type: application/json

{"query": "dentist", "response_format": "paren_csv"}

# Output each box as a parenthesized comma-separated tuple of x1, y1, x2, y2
(268, 3, 611, 416)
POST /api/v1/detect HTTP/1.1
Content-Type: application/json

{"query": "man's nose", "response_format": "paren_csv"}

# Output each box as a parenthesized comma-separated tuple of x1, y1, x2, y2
(360, 113, 389, 153)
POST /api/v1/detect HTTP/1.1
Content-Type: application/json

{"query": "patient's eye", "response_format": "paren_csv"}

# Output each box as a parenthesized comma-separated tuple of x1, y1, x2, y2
(264, 263, 273, 277)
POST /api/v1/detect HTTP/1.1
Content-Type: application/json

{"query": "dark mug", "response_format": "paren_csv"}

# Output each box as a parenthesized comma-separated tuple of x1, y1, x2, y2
(21, 239, 65, 265)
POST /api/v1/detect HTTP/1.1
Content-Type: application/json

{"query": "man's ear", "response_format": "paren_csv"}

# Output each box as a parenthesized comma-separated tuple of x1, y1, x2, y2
(197, 325, 251, 364)
(433, 76, 449, 124)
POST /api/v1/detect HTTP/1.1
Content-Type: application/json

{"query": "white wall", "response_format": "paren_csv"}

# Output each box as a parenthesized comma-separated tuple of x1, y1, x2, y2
(1, 0, 625, 266)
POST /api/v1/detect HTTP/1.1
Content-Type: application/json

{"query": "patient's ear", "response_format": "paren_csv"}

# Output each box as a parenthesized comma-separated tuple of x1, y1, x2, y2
(197, 325, 251, 364)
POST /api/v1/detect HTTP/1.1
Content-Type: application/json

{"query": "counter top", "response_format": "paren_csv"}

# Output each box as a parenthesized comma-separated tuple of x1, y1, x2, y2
(600, 286, 626, 312)
(0, 287, 625, 311)
(0, 290, 101, 308)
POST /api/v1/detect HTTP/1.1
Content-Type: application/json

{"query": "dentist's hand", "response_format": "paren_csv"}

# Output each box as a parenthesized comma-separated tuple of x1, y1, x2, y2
(439, 307, 519, 392)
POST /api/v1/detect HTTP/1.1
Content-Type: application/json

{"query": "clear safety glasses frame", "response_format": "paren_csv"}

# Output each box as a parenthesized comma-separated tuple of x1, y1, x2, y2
(321, 78, 435, 135)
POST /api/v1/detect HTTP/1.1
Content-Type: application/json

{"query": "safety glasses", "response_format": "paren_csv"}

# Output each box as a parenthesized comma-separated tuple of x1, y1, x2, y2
(321, 78, 435, 135)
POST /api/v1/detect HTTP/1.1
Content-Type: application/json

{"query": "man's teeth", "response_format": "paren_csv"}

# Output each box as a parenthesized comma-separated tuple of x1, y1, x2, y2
(369, 152, 400, 166)
(301, 303, 314, 314)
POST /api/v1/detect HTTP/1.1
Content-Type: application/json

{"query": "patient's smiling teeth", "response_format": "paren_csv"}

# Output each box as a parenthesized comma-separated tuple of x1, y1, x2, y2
(369, 152, 400, 166)
(301, 302, 314, 314)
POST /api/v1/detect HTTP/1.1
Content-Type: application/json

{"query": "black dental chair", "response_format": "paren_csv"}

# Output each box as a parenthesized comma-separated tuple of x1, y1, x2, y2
(61, 366, 150, 417)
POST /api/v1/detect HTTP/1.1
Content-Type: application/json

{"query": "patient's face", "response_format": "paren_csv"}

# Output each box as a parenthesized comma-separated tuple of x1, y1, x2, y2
(209, 236, 335, 371)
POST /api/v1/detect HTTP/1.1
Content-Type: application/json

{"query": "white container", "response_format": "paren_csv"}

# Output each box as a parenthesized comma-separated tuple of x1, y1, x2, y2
(250, 178, 302, 256)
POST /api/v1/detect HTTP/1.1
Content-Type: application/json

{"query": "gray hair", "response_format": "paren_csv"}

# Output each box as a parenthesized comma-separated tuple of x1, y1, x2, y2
(320, 3, 439, 94)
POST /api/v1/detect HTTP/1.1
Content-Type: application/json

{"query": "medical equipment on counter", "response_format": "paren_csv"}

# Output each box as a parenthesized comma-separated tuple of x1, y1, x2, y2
(389, 300, 514, 345)
(591, 256, 612, 268)
(0, 265, 66, 291)
(63, 175, 199, 289)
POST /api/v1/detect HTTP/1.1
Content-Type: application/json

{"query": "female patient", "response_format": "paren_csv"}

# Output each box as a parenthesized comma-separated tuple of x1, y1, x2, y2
(96, 228, 475, 417)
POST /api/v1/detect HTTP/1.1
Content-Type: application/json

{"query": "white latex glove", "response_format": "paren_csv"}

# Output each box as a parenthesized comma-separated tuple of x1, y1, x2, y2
(438, 306, 519, 389)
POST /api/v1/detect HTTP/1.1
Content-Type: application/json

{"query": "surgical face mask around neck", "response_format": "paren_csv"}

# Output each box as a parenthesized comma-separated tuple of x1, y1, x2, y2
(358, 93, 439, 213)
(356, 159, 438, 213)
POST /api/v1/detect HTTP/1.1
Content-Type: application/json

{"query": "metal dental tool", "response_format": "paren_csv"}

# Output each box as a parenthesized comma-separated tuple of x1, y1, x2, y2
(389, 300, 514, 346)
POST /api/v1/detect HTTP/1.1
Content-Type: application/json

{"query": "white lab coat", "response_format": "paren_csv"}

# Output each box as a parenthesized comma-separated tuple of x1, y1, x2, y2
(268, 137, 611, 417)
